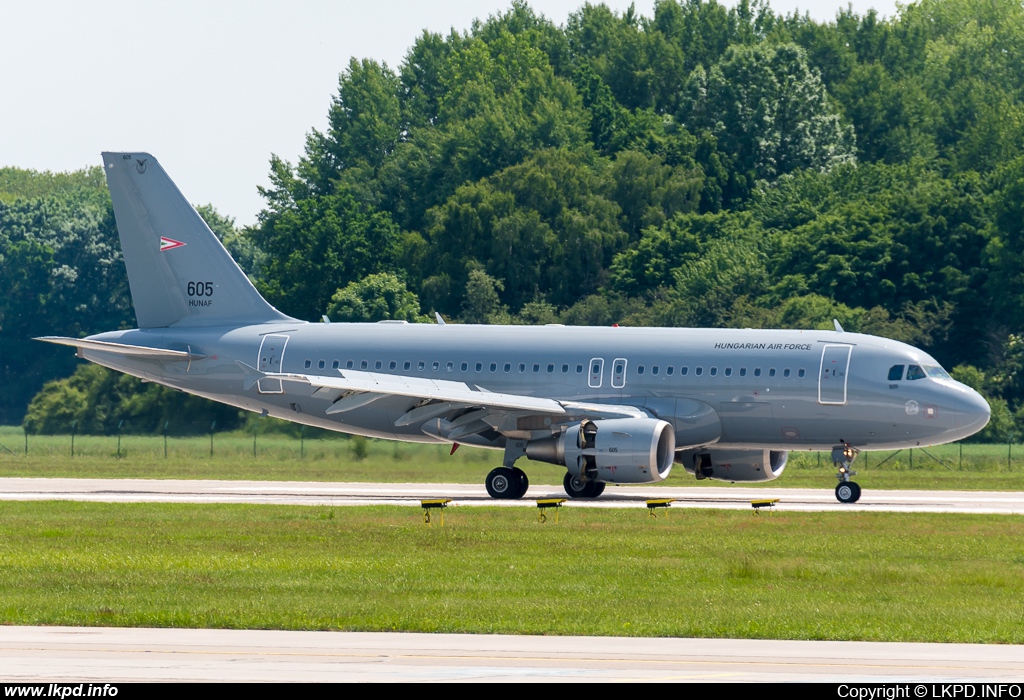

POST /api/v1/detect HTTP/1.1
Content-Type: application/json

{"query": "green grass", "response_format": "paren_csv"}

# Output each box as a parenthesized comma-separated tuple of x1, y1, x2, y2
(2, 426, 1023, 490)
(1, 500, 1023, 642)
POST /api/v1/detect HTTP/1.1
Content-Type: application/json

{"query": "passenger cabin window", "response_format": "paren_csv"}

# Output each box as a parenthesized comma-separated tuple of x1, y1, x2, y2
(562, 364, 569, 373)
(432, 361, 440, 371)
(907, 365, 927, 380)
(754, 368, 761, 377)
(360, 360, 368, 369)
(519, 363, 526, 373)
(724, 367, 732, 377)
(547, 364, 555, 373)
(389, 361, 397, 370)
(769, 368, 776, 377)
(304, 359, 311, 369)
(667, 366, 674, 376)
(445, 361, 453, 371)
(710, 367, 718, 376)
(461, 362, 468, 371)
(418, 361, 425, 370)
(504, 363, 512, 373)
(332, 360, 340, 370)
(652, 366, 660, 375)
(888, 365, 905, 381)
(346, 360, 354, 369)
(318, 360, 325, 369)
(375, 360, 382, 370)
(784, 368, 791, 377)
(739, 368, 746, 377)
(533, 364, 540, 373)
(476, 362, 482, 371)
(490, 362, 497, 372)
(576, 364, 584, 374)
(637, 365, 645, 375)
(404, 361, 411, 370)
(798, 368, 805, 378)
(695, 367, 703, 376)
(680, 367, 688, 376)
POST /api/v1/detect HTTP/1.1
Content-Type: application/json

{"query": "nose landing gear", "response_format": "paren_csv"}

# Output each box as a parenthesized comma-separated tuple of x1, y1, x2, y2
(832, 443, 861, 503)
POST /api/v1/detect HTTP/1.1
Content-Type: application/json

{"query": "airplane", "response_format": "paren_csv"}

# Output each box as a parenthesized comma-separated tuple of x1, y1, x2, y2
(38, 153, 992, 503)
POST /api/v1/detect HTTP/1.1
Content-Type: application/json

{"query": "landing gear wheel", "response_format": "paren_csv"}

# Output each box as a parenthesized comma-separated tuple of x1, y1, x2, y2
(511, 467, 529, 499)
(563, 473, 589, 499)
(563, 473, 605, 499)
(486, 467, 518, 499)
(835, 481, 861, 504)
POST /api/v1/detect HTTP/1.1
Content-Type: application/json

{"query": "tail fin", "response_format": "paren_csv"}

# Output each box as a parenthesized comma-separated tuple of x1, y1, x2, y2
(102, 152, 293, 328)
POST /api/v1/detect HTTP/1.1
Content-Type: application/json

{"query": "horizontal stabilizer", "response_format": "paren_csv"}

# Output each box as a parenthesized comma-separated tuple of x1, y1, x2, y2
(35, 336, 204, 360)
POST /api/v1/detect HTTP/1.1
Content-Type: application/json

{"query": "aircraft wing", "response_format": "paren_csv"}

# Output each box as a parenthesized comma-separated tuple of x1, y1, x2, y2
(248, 366, 648, 439)
(273, 368, 566, 414)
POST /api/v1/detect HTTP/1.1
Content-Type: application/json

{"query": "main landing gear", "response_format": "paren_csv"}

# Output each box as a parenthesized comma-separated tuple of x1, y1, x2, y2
(485, 466, 529, 499)
(832, 443, 861, 504)
(563, 473, 605, 499)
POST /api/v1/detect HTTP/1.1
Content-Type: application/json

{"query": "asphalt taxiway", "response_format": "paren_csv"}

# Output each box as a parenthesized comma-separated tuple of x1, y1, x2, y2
(2, 477, 1024, 514)
(3, 626, 1024, 682)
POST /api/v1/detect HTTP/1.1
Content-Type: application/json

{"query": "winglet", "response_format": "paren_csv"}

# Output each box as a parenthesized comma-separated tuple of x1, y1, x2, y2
(833, 319, 844, 332)
(435, 312, 446, 326)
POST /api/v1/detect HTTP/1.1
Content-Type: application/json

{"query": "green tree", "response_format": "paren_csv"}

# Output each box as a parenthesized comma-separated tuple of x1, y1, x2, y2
(682, 42, 855, 201)
(251, 189, 402, 320)
(326, 273, 427, 323)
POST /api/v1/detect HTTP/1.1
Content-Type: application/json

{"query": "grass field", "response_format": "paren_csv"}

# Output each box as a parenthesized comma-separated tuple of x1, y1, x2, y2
(2, 426, 1023, 491)
(1, 500, 1022, 642)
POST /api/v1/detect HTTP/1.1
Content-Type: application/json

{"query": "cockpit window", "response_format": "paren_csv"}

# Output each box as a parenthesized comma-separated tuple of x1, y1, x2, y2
(888, 365, 905, 381)
(924, 365, 951, 379)
(907, 365, 927, 380)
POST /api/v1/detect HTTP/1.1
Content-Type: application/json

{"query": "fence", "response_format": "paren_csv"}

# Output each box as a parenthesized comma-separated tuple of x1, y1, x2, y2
(0, 426, 1019, 472)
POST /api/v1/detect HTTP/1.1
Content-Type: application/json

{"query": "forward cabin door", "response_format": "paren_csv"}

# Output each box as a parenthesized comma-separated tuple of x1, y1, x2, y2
(257, 333, 289, 394)
(818, 344, 852, 405)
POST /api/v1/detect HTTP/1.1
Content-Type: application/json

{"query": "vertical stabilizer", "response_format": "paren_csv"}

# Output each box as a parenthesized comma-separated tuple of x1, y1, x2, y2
(102, 152, 293, 328)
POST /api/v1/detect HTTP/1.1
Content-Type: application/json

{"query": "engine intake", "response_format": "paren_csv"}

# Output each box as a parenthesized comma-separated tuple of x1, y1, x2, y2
(526, 418, 675, 484)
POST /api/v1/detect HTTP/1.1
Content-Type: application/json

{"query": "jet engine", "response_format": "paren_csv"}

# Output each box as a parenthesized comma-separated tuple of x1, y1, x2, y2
(526, 418, 675, 484)
(677, 448, 788, 482)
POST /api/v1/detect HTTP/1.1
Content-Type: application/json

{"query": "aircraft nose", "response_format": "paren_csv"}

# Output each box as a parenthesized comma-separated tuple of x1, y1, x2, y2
(956, 389, 991, 438)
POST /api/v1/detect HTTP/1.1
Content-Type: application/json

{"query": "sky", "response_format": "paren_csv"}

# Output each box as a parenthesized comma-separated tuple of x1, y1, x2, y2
(1, 0, 899, 227)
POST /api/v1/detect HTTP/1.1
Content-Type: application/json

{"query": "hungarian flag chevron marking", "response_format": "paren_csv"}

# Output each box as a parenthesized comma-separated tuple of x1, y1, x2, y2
(159, 236, 186, 252)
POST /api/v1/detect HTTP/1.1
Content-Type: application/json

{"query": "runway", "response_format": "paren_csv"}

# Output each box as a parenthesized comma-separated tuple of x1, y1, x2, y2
(3, 626, 1024, 682)
(2, 477, 1024, 514)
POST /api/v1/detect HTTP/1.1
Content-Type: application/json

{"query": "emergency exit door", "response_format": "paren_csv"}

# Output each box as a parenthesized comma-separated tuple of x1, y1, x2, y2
(257, 334, 289, 394)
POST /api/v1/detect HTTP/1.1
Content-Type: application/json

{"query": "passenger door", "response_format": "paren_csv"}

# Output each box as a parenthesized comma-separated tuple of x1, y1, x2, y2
(818, 344, 852, 405)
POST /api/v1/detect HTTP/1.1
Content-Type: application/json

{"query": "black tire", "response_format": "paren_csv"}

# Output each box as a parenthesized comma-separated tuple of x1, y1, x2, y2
(835, 482, 857, 504)
(511, 467, 529, 499)
(486, 467, 517, 499)
(563, 472, 589, 499)
(584, 481, 606, 498)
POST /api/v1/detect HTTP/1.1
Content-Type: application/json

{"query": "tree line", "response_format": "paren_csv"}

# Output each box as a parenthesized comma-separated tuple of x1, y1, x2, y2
(5, 0, 1024, 440)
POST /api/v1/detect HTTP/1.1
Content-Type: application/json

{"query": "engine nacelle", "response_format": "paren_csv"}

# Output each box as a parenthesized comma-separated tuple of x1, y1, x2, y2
(526, 418, 675, 484)
(678, 448, 788, 482)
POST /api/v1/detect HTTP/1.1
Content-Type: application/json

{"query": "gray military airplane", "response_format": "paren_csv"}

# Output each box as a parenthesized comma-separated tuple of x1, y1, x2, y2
(39, 153, 991, 503)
